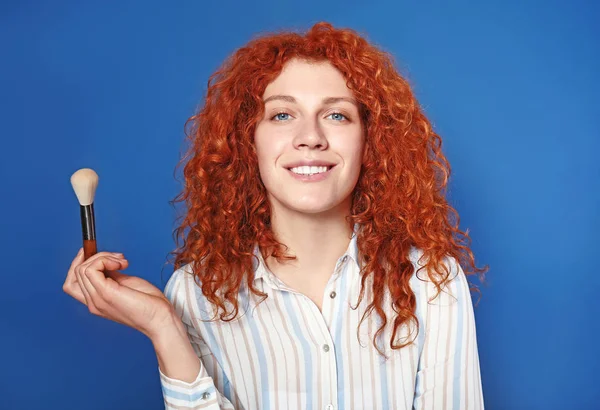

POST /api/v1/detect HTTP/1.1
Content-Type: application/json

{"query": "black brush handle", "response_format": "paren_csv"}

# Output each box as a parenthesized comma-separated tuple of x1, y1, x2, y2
(80, 203, 96, 240)
(80, 203, 97, 259)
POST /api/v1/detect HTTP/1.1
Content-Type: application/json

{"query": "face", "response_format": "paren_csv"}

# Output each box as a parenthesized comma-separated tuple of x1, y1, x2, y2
(254, 58, 365, 217)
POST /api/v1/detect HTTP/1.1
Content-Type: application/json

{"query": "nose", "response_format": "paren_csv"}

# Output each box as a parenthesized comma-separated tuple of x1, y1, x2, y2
(292, 118, 328, 150)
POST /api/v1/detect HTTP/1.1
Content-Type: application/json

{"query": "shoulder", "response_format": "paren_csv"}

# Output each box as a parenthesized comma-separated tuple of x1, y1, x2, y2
(407, 246, 470, 305)
(163, 263, 202, 324)
(163, 262, 228, 324)
(164, 263, 196, 301)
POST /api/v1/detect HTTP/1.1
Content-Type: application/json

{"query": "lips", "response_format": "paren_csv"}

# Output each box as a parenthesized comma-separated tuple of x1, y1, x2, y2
(283, 159, 337, 169)
(286, 165, 334, 182)
(286, 165, 336, 172)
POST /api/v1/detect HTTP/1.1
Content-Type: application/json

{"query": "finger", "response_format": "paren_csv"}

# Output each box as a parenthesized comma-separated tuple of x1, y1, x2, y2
(64, 249, 120, 290)
(79, 271, 127, 327)
(80, 258, 131, 326)
(83, 256, 128, 300)
(76, 267, 92, 307)
(104, 262, 130, 283)
(64, 249, 125, 305)
(77, 256, 124, 313)
(90, 259, 129, 286)
(63, 248, 87, 304)
(79, 264, 109, 317)
(84, 256, 128, 281)
(74, 251, 126, 285)
(77, 250, 125, 267)
(104, 269, 124, 279)
(64, 247, 84, 288)
(69, 247, 84, 270)
(66, 281, 87, 305)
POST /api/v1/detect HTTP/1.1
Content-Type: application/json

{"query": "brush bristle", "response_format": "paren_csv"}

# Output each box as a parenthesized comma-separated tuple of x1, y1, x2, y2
(70, 168, 99, 206)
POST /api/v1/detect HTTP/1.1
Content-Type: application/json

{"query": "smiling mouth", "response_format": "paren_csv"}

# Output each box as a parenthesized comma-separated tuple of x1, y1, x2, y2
(286, 165, 335, 176)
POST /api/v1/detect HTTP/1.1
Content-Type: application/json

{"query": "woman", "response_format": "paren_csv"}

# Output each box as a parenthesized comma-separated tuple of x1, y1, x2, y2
(63, 22, 487, 409)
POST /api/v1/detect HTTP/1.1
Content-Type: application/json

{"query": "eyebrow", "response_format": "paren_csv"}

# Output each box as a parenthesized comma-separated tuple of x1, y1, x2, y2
(263, 95, 358, 106)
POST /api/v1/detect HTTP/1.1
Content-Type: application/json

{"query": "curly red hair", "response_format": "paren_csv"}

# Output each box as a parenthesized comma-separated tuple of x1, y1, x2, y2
(167, 22, 488, 354)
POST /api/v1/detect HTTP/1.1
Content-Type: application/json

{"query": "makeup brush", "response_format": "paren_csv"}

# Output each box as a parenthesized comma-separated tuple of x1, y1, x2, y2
(70, 168, 99, 260)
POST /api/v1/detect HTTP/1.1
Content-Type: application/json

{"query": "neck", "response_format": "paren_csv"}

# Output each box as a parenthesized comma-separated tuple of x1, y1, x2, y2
(266, 200, 354, 276)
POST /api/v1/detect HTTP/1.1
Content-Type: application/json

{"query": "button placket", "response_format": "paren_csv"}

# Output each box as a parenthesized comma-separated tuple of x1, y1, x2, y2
(324, 255, 347, 309)
(321, 272, 340, 328)
(321, 338, 337, 410)
(321, 257, 349, 410)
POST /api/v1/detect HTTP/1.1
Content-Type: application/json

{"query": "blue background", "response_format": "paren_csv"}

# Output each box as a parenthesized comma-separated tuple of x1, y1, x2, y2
(1, 1, 598, 409)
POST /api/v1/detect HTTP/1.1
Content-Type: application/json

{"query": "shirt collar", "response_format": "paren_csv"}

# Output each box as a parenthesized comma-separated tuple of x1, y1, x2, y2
(252, 223, 361, 283)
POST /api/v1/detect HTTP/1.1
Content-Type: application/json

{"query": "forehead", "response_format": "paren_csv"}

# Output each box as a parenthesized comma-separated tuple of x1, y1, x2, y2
(262, 59, 353, 99)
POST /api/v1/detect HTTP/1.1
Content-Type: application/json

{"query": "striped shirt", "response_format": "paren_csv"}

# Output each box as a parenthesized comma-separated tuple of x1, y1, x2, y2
(159, 228, 484, 409)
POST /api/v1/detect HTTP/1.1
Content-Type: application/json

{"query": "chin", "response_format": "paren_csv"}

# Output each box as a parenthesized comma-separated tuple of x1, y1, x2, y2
(267, 190, 352, 217)
(286, 198, 345, 216)
(291, 206, 333, 215)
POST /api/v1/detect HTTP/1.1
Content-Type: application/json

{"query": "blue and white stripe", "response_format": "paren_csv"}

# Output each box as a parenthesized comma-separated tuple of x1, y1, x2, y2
(160, 230, 484, 409)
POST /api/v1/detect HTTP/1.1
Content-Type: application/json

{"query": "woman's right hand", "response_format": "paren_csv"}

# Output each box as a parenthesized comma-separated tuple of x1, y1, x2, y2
(63, 248, 178, 340)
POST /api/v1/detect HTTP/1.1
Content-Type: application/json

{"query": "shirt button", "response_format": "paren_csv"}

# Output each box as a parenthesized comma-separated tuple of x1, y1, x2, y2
(201, 392, 211, 400)
(323, 344, 330, 352)
(330, 291, 337, 299)
(326, 405, 335, 410)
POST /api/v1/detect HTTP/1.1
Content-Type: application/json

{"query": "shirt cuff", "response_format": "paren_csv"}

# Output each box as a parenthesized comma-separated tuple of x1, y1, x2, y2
(159, 366, 220, 408)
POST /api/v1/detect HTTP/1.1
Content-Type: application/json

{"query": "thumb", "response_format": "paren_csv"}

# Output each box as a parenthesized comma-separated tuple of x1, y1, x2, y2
(105, 269, 127, 281)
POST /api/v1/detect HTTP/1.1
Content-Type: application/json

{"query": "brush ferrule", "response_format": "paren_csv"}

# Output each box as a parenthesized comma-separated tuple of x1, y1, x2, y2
(80, 203, 96, 240)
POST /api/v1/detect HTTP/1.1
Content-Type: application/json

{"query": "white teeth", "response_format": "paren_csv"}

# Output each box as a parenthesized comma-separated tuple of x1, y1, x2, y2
(290, 165, 329, 175)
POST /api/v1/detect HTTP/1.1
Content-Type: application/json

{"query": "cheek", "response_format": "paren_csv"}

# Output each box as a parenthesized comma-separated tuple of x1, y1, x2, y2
(342, 137, 365, 173)
(255, 128, 289, 158)
(254, 134, 285, 183)
(254, 131, 273, 165)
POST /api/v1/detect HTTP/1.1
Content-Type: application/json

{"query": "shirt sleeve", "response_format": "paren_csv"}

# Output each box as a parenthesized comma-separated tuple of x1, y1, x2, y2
(160, 265, 235, 410)
(412, 255, 484, 410)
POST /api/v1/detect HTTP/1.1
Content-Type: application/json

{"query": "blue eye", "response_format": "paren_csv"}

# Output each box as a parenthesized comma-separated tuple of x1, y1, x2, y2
(328, 112, 347, 121)
(270, 111, 348, 122)
(272, 112, 291, 121)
